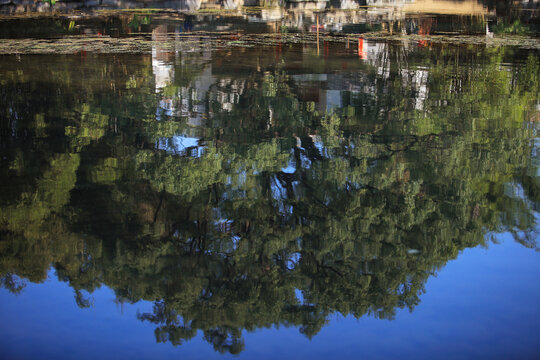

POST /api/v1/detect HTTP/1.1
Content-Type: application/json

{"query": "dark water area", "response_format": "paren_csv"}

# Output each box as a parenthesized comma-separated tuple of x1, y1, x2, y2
(1, 12, 540, 40)
(0, 9, 540, 359)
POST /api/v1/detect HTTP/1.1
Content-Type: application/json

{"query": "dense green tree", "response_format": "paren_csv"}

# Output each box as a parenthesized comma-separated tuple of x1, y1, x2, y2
(0, 42, 538, 354)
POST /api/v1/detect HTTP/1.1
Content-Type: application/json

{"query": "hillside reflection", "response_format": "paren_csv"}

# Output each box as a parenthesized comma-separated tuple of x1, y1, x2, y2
(0, 40, 538, 354)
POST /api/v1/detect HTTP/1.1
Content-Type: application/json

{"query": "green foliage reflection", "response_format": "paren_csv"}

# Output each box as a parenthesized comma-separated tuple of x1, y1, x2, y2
(0, 44, 538, 354)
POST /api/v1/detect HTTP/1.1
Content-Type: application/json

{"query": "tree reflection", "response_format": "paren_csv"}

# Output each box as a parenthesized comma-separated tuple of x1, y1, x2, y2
(0, 42, 538, 354)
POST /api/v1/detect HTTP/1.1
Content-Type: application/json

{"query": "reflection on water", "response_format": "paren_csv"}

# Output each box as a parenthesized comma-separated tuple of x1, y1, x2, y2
(1, 0, 477, 12)
(0, 0, 531, 14)
(0, 27, 539, 355)
(1, 0, 540, 40)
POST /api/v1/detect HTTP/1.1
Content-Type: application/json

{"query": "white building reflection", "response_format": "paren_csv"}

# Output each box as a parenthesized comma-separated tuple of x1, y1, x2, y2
(149, 20, 438, 149)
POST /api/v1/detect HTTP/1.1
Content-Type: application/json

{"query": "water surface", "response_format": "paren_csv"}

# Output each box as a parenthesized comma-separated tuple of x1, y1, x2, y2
(0, 12, 539, 359)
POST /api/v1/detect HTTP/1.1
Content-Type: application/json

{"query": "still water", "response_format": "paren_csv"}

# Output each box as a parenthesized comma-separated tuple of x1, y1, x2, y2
(0, 10, 539, 359)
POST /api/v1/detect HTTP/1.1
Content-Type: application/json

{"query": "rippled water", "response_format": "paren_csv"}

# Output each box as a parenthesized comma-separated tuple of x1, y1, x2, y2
(0, 10, 539, 359)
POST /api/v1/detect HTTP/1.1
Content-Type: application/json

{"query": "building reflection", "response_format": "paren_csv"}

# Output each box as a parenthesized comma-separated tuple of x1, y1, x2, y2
(149, 21, 437, 143)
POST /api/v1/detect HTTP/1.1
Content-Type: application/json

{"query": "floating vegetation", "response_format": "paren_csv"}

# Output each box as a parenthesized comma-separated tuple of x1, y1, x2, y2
(359, 32, 540, 50)
(0, 31, 539, 55)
